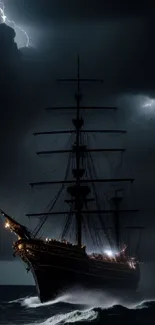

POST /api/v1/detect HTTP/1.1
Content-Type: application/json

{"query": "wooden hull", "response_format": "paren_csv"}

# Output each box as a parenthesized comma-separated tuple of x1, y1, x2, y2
(14, 239, 140, 303)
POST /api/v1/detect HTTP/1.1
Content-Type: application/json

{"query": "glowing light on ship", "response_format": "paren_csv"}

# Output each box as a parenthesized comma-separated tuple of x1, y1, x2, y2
(5, 222, 10, 228)
(128, 258, 136, 269)
(104, 249, 115, 257)
(18, 244, 23, 250)
(104, 249, 119, 258)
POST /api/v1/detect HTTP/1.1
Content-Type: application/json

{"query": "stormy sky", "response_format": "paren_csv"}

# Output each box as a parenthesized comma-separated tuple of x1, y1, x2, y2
(0, 0, 155, 286)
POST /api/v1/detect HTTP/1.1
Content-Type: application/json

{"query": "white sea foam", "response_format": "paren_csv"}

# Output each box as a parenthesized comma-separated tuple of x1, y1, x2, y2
(36, 309, 97, 325)
(20, 289, 119, 309)
(21, 294, 73, 308)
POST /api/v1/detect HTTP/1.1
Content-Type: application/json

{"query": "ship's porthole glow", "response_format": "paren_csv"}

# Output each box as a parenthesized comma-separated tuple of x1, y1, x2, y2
(0, 1, 31, 48)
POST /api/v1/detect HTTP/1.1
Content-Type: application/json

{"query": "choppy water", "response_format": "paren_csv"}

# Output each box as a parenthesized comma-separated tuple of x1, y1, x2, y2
(0, 285, 155, 325)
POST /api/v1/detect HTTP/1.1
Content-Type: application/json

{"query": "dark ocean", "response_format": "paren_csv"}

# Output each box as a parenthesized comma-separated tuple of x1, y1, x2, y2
(0, 285, 154, 325)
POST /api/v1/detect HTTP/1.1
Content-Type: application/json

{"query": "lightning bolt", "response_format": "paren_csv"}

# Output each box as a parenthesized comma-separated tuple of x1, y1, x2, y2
(0, 1, 30, 47)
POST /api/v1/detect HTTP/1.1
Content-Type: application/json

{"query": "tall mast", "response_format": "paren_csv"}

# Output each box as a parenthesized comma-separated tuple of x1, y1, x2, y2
(53, 55, 104, 246)
(74, 55, 82, 246)
(29, 56, 139, 247)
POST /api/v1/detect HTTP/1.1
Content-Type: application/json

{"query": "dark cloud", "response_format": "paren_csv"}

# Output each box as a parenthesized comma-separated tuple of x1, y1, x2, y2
(0, 23, 22, 154)
(0, 23, 21, 62)
(9, 0, 155, 25)
(7, 0, 154, 95)
(0, 23, 21, 96)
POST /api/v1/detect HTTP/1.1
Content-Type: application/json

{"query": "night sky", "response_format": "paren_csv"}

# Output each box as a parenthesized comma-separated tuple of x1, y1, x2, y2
(0, 0, 155, 289)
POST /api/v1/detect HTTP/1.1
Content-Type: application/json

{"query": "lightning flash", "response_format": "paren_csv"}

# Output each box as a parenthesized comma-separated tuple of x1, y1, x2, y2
(0, 1, 30, 48)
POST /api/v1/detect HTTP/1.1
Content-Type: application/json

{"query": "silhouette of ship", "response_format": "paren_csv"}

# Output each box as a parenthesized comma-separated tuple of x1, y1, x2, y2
(1, 57, 141, 303)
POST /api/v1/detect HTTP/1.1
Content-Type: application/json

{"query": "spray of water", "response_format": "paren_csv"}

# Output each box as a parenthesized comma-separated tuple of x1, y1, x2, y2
(8, 288, 155, 325)
(20, 288, 151, 309)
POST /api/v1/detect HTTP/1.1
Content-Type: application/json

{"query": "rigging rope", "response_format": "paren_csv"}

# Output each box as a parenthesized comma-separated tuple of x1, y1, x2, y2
(86, 149, 113, 250)
(33, 150, 72, 238)
(61, 208, 73, 240)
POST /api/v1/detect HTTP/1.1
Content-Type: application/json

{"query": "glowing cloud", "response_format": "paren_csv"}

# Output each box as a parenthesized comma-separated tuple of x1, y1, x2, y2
(0, 1, 30, 48)
(140, 96, 155, 119)
(143, 98, 155, 109)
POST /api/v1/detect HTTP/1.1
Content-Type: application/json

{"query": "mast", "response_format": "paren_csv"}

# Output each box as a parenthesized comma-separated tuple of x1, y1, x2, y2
(28, 55, 139, 248)
(74, 55, 82, 246)
(111, 189, 123, 250)
(53, 55, 104, 247)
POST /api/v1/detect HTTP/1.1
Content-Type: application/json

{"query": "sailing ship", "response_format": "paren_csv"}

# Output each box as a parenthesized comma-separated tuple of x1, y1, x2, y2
(1, 57, 141, 303)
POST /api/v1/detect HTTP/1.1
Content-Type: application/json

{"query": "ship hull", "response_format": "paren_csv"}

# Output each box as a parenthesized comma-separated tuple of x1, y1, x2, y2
(15, 239, 140, 303)
(31, 263, 140, 303)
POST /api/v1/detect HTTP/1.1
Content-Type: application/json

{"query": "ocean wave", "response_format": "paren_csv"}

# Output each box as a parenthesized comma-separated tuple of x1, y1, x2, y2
(6, 289, 155, 325)
(19, 288, 155, 310)
(36, 309, 97, 325)
(7, 288, 155, 310)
